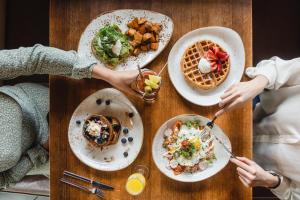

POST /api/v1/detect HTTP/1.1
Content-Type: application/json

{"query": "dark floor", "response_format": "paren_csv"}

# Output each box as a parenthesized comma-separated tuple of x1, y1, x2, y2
(3, 0, 300, 199)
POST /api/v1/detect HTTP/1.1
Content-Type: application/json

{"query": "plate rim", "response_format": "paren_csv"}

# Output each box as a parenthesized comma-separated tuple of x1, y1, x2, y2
(151, 113, 231, 182)
(78, 9, 174, 71)
(68, 88, 144, 171)
(167, 26, 245, 106)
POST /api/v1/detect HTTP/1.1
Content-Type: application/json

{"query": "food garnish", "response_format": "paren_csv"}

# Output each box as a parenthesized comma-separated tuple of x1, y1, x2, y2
(121, 138, 127, 144)
(96, 98, 102, 105)
(123, 128, 129, 134)
(144, 74, 161, 94)
(92, 24, 132, 67)
(105, 99, 111, 105)
(128, 137, 133, 142)
(205, 46, 229, 73)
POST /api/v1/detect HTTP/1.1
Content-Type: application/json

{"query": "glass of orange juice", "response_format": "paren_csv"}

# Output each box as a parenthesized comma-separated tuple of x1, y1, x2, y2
(125, 165, 149, 196)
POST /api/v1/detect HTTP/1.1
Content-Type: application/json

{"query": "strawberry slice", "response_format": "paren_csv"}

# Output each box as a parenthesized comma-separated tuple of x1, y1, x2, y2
(204, 46, 229, 73)
(217, 51, 229, 61)
(210, 61, 217, 71)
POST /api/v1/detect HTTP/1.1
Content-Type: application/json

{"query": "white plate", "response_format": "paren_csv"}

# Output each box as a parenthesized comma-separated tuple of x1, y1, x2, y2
(68, 88, 143, 171)
(168, 26, 245, 106)
(152, 114, 231, 182)
(78, 9, 174, 71)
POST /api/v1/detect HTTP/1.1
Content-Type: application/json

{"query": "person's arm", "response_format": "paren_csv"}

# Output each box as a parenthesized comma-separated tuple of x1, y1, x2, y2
(0, 145, 48, 189)
(246, 56, 300, 90)
(216, 56, 300, 116)
(271, 176, 293, 200)
(0, 44, 140, 96)
(230, 157, 294, 200)
(0, 44, 96, 80)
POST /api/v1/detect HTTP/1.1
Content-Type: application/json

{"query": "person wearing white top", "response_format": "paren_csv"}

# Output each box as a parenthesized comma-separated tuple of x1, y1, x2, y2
(216, 56, 300, 200)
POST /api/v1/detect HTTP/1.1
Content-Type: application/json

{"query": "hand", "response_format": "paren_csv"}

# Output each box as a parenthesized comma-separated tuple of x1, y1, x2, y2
(92, 65, 140, 97)
(230, 157, 279, 188)
(215, 75, 268, 116)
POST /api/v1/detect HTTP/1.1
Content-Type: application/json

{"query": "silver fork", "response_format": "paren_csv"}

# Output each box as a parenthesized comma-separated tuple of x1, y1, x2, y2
(60, 178, 104, 199)
(201, 116, 236, 158)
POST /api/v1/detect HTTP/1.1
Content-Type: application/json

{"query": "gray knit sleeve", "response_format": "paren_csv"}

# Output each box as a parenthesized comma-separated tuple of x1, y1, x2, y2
(0, 44, 97, 80)
(0, 145, 49, 189)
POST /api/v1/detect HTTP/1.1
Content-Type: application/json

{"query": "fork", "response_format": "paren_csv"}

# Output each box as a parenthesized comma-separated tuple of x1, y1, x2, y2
(60, 178, 104, 199)
(201, 116, 236, 158)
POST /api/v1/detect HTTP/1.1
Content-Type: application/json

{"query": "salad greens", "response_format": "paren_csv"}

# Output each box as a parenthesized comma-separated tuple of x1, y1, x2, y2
(183, 119, 201, 128)
(179, 142, 196, 158)
(92, 24, 132, 67)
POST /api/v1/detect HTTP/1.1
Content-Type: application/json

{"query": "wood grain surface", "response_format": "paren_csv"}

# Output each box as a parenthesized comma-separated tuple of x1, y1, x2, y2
(50, 0, 252, 199)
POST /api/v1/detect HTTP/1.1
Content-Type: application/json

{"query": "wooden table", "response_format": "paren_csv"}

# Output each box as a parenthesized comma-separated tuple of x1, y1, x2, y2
(50, 0, 252, 199)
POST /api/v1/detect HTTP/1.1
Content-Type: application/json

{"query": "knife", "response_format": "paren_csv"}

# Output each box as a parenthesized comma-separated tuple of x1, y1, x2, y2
(64, 171, 114, 190)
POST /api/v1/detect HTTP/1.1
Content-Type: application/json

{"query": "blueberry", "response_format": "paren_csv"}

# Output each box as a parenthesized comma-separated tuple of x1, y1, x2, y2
(76, 120, 81, 125)
(105, 99, 111, 105)
(96, 138, 104, 144)
(121, 138, 127, 144)
(128, 137, 133, 142)
(123, 152, 128, 157)
(128, 112, 134, 118)
(123, 128, 129, 134)
(96, 99, 102, 105)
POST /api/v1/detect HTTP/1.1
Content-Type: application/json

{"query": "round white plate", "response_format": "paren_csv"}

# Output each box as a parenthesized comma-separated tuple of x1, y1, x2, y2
(168, 26, 245, 106)
(78, 9, 174, 71)
(68, 88, 143, 171)
(152, 114, 231, 182)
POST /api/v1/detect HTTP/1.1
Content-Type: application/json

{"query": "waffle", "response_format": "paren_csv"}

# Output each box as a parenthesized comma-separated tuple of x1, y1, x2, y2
(180, 40, 230, 90)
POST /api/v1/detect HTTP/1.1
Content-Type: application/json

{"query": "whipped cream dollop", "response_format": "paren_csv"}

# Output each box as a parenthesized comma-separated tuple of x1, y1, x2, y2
(198, 58, 211, 74)
(86, 121, 101, 137)
(112, 39, 122, 56)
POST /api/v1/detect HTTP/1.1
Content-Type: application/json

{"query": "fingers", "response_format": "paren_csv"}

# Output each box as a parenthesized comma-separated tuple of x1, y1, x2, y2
(216, 97, 241, 117)
(230, 157, 255, 174)
(238, 175, 251, 187)
(224, 83, 236, 94)
(219, 93, 239, 107)
(215, 109, 225, 117)
(236, 156, 253, 165)
(237, 167, 255, 181)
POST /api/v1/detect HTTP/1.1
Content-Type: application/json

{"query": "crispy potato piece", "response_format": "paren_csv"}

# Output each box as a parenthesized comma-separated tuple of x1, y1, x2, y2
(127, 28, 136, 37)
(152, 23, 162, 33)
(150, 42, 159, 50)
(144, 21, 153, 31)
(129, 40, 139, 48)
(142, 33, 152, 42)
(133, 48, 141, 56)
(138, 17, 147, 24)
(133, 32, 143, 44)
(140, 45, 148, 51)
(128, 18, 139, 29)
(150, 34, 156, 43)
(138, 24, 146, 34)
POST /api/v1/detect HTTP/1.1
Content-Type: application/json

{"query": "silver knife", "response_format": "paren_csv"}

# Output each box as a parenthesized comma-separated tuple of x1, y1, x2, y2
(205, 117, 236, 158)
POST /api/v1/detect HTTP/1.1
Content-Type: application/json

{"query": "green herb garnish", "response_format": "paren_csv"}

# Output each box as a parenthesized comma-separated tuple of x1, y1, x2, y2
(92, 24, 132, 67)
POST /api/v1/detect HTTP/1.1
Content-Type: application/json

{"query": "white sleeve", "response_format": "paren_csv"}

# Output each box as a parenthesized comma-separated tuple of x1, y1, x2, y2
(245, 56, 300, 90)
(271, 176, 295, 200)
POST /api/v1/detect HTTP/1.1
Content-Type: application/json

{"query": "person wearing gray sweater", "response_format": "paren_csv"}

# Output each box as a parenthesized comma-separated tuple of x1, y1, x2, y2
(0, 44, 139, 189)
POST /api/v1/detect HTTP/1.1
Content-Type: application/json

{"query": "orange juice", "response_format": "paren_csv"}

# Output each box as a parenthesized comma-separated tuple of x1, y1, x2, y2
(125, 173, 146, 195)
